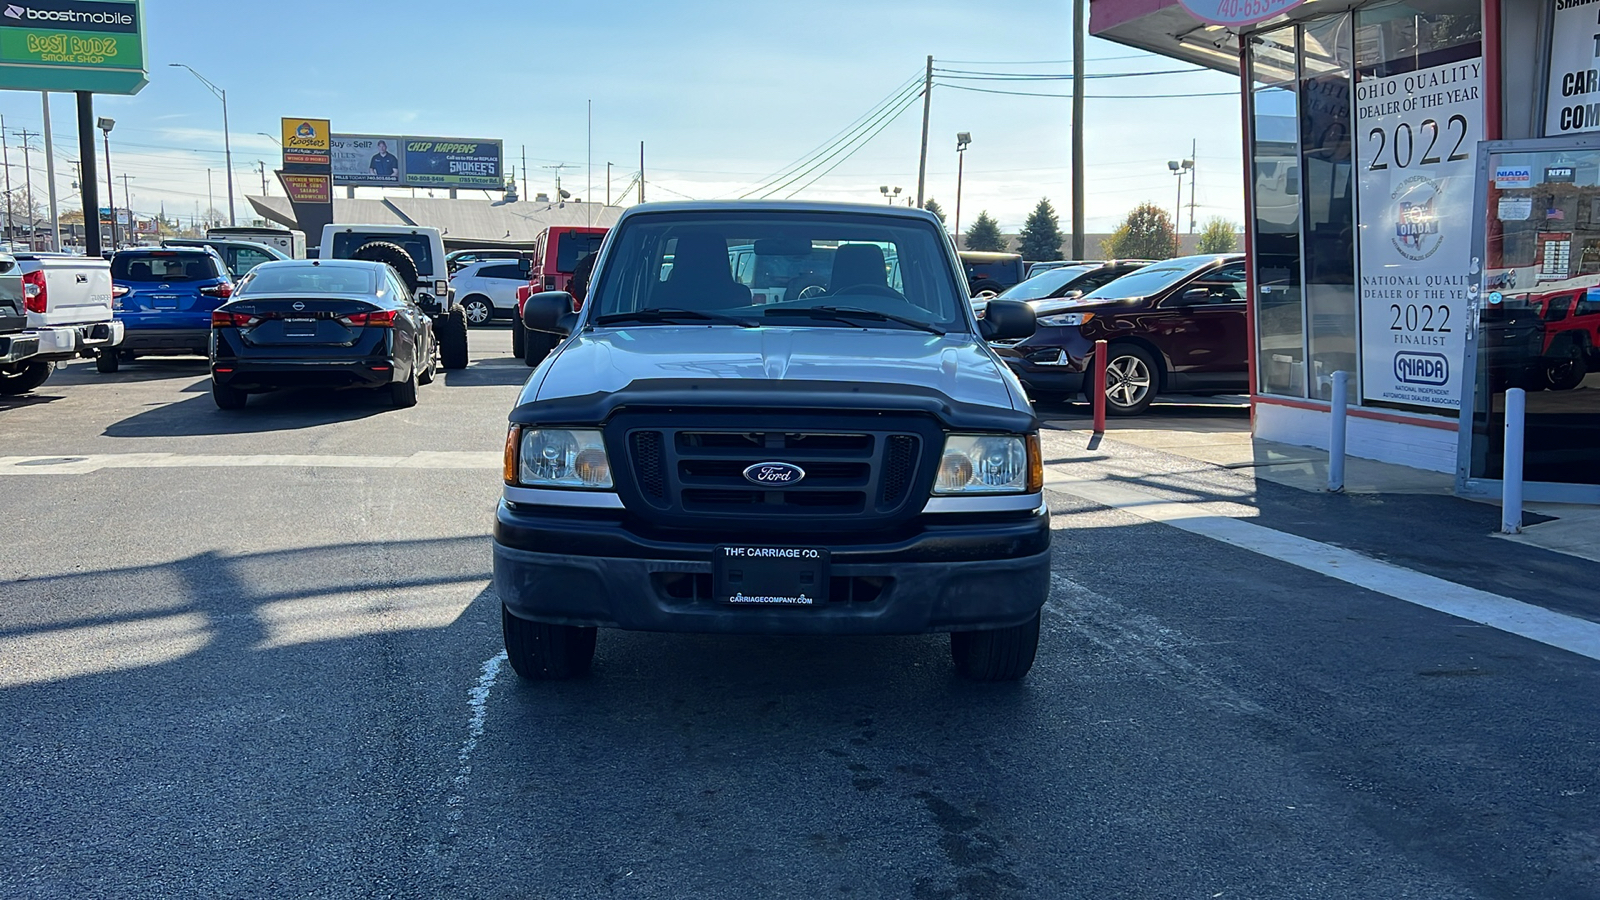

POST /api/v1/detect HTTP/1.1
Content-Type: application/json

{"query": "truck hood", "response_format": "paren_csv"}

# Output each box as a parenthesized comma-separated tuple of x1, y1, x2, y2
(528, 326, 1024, 411)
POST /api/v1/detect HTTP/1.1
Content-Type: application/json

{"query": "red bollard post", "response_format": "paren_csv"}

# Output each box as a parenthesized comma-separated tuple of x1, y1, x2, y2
(1092, 339, 1108, 435)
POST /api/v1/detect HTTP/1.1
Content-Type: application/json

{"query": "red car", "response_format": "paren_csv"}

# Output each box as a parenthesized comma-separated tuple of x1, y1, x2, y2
(1531, 287, 1600, 389)
(513, 226, 607, 365)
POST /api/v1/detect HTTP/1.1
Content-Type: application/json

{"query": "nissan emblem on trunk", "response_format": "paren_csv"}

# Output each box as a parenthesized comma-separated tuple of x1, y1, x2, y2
(743, 462, 806, 487)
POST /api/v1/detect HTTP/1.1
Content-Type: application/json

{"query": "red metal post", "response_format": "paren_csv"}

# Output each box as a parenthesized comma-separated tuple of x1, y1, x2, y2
(1092, 339, 1108, 434)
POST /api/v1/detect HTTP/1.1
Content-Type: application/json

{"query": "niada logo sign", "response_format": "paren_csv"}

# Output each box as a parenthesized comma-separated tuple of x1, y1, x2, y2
(0, 1, 138, 33)
(743, 462, 806, 487)
(1394, 351, 1449, 386)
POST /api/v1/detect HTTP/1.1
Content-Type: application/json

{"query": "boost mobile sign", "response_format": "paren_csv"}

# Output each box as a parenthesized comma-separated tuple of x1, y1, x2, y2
(1354, 58, 1483, 411)
(0, 0, 146, 94)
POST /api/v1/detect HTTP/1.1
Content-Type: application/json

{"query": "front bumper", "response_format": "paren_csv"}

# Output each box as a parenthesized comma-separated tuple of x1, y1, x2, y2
(120, 327, 208, 354)
(0, 332, 40, 365)
(493, 501, 1052, 635)
(212, 358, 398, 391)
(993, 326, 1092, 395)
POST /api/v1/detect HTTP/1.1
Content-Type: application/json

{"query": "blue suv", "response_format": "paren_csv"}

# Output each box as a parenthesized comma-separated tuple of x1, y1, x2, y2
(104, 247, 234, 372)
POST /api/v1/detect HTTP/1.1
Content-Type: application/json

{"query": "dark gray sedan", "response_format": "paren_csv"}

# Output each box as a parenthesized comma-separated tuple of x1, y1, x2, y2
(209, 259, 436, 410)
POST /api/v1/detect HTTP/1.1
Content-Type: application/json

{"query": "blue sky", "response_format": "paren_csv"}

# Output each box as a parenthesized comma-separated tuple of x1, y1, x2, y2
(0, 0, 1246, 234)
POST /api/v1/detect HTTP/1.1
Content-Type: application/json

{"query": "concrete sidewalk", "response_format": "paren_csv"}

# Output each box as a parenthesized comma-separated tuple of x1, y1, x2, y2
(1038, 400, 1598, 564)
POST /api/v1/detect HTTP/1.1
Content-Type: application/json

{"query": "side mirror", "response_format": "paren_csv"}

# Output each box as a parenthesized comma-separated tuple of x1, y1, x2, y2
(524, 291, 577, 336)
(1062, 289, 1083, 300)
(1177, 288, 1211, 305)
(517, 258, 533, 278)
(979, 299, 1036, 342)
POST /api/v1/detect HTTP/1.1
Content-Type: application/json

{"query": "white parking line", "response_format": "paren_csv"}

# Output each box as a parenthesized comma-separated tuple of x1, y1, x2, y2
(0, 451, 501, 475)
(1046, 468, 1600, 664)
(446, 650, 507, 832)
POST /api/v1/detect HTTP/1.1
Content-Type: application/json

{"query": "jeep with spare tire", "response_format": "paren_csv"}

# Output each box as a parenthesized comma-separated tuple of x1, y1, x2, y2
(320, 224, 469, 369)
(494, 200, 1051, 683)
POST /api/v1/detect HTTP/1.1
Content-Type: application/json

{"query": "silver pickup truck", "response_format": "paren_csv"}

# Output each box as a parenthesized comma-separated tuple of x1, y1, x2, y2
(493, 201, 1050, 683)
(0, 253, 120, 393)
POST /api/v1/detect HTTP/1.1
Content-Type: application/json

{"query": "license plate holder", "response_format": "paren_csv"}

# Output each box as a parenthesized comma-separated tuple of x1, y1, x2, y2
(714, 546, 829, 606)
(151, 294, 178, 309)
(284, 321, 317, 337)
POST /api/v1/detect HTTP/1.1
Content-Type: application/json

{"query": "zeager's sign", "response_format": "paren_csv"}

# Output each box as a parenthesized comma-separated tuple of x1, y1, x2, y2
(1547, 0, 1600, 134)
(1355, 57, 1483, 411)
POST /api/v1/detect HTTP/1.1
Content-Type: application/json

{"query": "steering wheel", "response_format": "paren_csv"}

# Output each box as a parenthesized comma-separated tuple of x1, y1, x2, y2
(797, 284, 828, 300)
(831, 283, 905, 300)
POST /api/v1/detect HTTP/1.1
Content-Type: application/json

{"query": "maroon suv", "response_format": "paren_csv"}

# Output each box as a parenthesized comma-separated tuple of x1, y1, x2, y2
(991, 254, 1248, 415)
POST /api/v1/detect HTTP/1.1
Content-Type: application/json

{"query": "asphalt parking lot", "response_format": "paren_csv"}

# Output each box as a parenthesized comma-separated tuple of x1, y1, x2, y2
(4, 326, 1599, 899)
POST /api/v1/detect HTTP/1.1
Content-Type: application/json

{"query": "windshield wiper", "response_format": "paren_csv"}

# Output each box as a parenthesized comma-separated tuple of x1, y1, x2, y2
(764, 305, 945, 336)
(594, 307, 757, 328)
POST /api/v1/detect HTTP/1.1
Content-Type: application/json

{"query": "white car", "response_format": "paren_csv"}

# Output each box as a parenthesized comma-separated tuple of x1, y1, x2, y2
(451, 259, 527, 327)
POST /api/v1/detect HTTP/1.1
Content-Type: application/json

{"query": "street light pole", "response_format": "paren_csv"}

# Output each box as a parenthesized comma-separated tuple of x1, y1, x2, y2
(99, 117, 116, 249)
(954, 132, 971, 246)
(170, 64, 235, 226)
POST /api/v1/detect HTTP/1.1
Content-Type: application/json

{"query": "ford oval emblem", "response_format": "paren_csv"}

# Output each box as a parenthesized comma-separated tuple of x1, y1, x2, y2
(743, 462, 806, 487)
(293, 301, 306, 311)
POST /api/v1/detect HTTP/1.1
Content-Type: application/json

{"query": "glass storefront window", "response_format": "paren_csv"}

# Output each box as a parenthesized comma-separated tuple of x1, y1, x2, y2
(1301, 15, 1358, 401)
(1251, 26, 1306, 397)
(1470, 143, 1600, 489)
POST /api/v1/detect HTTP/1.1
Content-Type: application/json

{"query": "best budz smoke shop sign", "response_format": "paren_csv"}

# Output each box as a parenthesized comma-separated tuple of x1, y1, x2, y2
(0, 0, 146, 94)
(1355, 57, 1483, 411)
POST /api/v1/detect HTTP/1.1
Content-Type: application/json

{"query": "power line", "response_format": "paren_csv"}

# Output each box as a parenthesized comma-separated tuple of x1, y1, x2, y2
(761, 84, 923, 199)
(937, 54, 1155, 64)
(737, 72, 923, 199)
(931, 68, 1204, 79)
(936, 82, 1238, 99)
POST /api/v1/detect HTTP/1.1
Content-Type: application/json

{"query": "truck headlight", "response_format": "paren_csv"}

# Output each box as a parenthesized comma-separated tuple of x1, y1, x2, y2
(514, 427, 613, 488)
(933, 434, 1043, 495)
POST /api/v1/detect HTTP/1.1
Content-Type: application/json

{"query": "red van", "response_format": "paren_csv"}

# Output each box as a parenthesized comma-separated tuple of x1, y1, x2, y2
(513, 226, 607, 364)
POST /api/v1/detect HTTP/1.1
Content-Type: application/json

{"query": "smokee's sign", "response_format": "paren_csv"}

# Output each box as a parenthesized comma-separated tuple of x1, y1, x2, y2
(1178, 0, 1305, 26)
(0, 0, 144, 93)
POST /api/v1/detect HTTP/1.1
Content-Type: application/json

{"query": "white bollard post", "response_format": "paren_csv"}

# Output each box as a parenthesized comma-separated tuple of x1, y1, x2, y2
(1502, 387, 1526, 534)
(1328, 370, 1349, 493)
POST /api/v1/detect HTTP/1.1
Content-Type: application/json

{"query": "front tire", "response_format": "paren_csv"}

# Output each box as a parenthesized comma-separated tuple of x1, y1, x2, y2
(439, 306, 470, 370)
(460, 296, 494, 327)
(1546, 343, 1587, 391)
(950, 612, 1040, 682)
(1102, 344, 1158, 416)
(0, 360, 54, 395)
(95, 350, 120, 373)
(211, 379, 248, 410)
(503, 604, 597, 680)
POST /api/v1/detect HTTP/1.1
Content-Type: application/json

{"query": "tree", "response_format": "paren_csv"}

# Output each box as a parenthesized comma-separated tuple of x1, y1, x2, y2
(964, 210, 1005, 252)
(1102, 202, 1177, 260)
(923, 198, 947, 225)
(1197, 216, 1240, 254)
(1018, 197, 1065, 261)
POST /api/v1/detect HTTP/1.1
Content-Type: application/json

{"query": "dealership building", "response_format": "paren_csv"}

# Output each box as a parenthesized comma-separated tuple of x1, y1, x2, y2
(1093, 0, 1600, 502)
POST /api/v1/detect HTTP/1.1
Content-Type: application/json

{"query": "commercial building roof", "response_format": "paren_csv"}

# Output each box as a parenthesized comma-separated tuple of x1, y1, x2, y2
(245, 195, 625, 249)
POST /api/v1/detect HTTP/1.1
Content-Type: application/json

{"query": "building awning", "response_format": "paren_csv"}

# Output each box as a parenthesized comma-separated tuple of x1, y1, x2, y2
(1091, 0, 1362, 74)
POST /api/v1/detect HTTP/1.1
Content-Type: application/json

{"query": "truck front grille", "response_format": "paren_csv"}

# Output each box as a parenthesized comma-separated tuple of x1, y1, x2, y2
(610, 416, 934, 531)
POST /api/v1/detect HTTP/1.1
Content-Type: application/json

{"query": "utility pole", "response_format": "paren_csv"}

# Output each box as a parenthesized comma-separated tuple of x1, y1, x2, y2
(1071, 0, 1086, 258)
(587, 99, 593, 226)
(120, 174, 133, 238)
(16, 128, 36, 249)
(543, 163, 572, 206)
(639, 141, 645, 204)
(916, 54, 932, 209)
(41, 93, 59, 251)
(1188, 138, 1198, 233)
(521, 145, 528, 201)
(1, 116, 12, 248)
(257, 160, 268, 196)
(606, 161, 612, 207)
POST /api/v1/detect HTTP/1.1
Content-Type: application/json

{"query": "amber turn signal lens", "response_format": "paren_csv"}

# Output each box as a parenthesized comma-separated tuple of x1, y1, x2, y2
(1027, 433, 1043, 493)
(503, 425, 521, 485)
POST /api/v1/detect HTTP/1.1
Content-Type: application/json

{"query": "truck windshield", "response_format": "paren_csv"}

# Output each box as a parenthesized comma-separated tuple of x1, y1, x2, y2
(589, 212, 964, 332)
